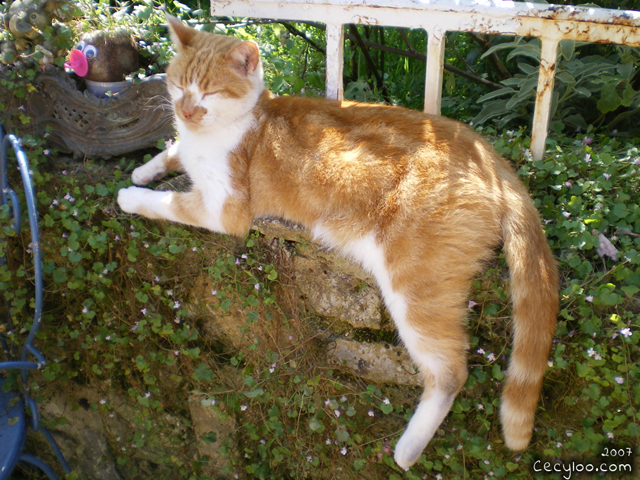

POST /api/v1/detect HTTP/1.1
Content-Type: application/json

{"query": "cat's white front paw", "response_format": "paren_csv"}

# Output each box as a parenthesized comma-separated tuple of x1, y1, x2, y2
(117, 186, 147, 214)
(131, 163, 164, 186)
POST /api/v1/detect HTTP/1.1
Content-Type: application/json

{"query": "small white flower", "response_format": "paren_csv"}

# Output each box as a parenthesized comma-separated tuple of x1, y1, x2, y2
(254, 283, 261, 291)
(105, 335, 111, 341)
(269, 364, 276, 373)
(587, 347, 596, 357)
(383, 398, 390, 405)
(235, 258, 241, 265)
(240, 404, 248, 411)
(114, 235, 121, 241)
(584, 153, 592, 163)
(211, 290, 217, 296)
(585, 295, 594, 302)
(174, 317, 181, 324)
(325, 438, 332, 445)
(99, 399, 107, 405)
(562, 211, 571, 218)
(487, 444, 492, 450)
(192, 247, 198, 252)
(340, 396, 347, 402)
(241, 254, 248, 259)
(620, 327, 632, 338)
(174, 350, 180, 356)
(486, 352, 496, 362)
(483, 459, 490, 465)
(145, 392, 151, 398)
(556, 441, 563, 448)
(324, 399, 331, 406)
(547, 360, 553, 368)
(166, 289, 173, 296)
(477, 403, 484, 410)
(594, 353, 602, 361)
(306, 455, 313, 463)
(334, 409, 341, 417)
(607, 432, 614, 439)
(477, 348, 485, 355)
(368, 410, 375, 417)
(51, 199, 59, 206)
(340, 446, 347, 456)
(141, 308, 147, 316)
(602, 173, 611, 180)
(615, 376, 624, 384)
(565, 429, 573, 437)
(82, 306, 89, 314)
(173, 301, 181, 309)
(468, 300, 478, 309)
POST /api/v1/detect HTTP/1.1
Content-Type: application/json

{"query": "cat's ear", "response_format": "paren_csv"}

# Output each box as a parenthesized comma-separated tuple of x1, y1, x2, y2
(166, 13, 196, 51)
(227, 41, 260, 77)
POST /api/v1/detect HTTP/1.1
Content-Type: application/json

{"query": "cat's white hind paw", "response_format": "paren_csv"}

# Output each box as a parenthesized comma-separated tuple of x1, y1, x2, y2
(394, 432, 426, 471)
(393, 390, 456, 470)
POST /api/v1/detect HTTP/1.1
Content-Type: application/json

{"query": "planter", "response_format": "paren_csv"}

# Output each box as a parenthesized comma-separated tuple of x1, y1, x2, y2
(0, 68, 175, 159)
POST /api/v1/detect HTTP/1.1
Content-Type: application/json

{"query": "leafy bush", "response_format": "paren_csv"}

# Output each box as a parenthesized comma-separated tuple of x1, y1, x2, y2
(473, 38, 640, 134)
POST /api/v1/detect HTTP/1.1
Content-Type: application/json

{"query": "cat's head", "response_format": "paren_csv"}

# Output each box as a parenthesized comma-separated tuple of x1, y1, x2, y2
(165, 14, 264, 132)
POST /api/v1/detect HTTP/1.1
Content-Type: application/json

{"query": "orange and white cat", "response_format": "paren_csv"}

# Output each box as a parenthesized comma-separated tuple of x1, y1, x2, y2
(117, 14, 558, 470)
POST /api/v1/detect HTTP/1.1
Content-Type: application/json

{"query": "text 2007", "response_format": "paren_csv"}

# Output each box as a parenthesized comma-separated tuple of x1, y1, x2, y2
(601, 447, 633, 457)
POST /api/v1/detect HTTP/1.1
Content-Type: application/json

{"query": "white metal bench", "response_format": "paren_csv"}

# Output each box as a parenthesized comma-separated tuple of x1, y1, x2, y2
(211, 0, 640, 160)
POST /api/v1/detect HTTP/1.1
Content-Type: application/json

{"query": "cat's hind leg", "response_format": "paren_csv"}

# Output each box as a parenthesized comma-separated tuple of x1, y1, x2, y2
(391, 300, 470, 470)
(131, 141, 184, 186)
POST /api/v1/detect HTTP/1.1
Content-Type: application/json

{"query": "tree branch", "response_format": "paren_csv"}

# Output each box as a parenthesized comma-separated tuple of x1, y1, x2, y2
(281, 22, 325, 55)
(348, 25, 384, 90)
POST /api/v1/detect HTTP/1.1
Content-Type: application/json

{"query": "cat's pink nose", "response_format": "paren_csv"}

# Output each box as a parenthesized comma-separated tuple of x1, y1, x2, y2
(182, 109, 194, 120)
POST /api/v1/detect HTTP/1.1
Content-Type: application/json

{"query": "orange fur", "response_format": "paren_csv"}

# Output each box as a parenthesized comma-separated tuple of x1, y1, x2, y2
(119, 15, 559, 469)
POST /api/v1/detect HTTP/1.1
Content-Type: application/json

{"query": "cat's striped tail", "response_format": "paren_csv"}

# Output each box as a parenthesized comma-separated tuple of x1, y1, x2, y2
(499, 180, 559, 451)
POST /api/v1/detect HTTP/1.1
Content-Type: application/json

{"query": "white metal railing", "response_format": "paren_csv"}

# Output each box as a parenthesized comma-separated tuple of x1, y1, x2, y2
(210, 0, 640, 160)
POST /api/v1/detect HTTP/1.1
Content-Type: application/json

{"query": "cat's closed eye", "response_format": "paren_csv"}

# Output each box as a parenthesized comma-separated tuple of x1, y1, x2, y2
(203, 90, 222, 98)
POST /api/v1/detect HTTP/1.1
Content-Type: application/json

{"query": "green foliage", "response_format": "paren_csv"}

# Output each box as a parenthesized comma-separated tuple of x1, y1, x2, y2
(473, 38, 640, 133)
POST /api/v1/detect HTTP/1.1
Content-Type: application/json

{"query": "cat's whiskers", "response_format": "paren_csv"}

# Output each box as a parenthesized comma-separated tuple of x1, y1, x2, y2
(143, 95, 174, 118)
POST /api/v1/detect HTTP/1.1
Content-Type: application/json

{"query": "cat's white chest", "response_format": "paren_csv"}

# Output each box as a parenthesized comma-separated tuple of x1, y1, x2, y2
(176, 117, 253, 229)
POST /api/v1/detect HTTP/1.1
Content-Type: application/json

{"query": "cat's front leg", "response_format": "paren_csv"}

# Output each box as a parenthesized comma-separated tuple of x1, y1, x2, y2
(131, 141, 184, 186)
(117, 187, 226, 232)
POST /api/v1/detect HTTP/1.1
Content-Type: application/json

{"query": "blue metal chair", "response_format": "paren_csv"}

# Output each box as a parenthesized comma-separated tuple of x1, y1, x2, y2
(0, 125, 71, 479)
